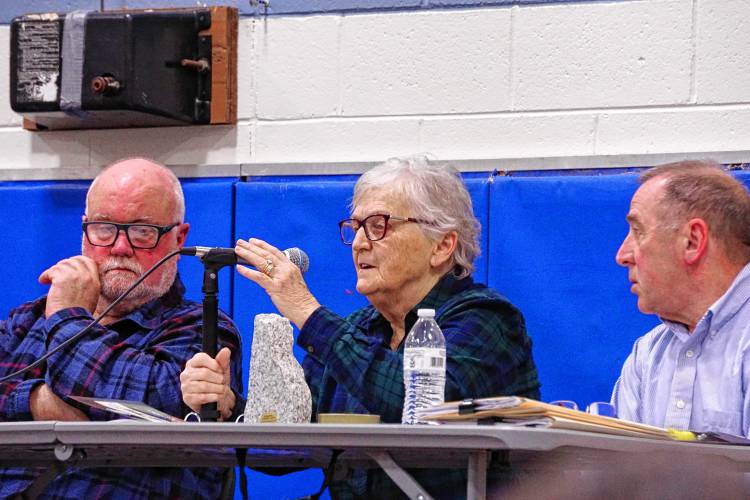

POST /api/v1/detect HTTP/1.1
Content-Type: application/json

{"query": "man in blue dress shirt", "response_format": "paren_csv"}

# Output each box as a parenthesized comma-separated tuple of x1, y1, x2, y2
(612, 160, 750, 436)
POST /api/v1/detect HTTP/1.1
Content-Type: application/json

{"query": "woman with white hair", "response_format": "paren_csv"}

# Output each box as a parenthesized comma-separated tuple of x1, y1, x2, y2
(181, 156, 539, 497)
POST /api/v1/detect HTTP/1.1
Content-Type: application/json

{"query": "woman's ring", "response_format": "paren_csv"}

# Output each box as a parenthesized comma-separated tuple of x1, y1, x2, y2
(260, 259, 274, 277)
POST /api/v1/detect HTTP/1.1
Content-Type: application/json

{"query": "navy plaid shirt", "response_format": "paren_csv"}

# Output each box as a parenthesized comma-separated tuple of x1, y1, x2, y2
(297, 272, 540, 498)
(0, 276, 243, 499)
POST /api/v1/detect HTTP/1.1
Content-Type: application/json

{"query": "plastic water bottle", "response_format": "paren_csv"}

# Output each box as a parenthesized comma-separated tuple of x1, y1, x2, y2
(402, 308, 446, 424)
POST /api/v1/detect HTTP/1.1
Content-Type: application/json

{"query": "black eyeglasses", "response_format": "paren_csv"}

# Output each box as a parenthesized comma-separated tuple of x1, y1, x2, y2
(338, 214, 431, 245)
(82, 221, 179, 249)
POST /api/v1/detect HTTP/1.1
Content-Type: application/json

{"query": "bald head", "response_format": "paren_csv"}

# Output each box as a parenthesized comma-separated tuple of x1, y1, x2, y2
(82, 157, 189, 318)
(86, 158, 185, 223)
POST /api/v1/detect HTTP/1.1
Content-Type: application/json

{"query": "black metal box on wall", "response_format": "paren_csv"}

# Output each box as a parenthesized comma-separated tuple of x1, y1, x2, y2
(10, 7, 237, 130)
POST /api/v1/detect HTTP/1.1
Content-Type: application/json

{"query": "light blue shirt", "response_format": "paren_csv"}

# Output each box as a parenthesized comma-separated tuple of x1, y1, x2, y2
(612, 262, 750, 436)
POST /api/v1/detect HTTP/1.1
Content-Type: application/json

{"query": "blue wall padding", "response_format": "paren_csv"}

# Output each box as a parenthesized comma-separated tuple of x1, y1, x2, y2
(234, 177, 366, 344)
(0, 181, 89, 318)
(0, 178, 236, 319)
(488, 172, 659, 407)
(3, 168, 750, 499)
(179, 178, 236, 313)
(233, 177, 357, 498)
(463, 173, 492, 284)
(233, 173, 492, 369)
(486, 169, 750, 407)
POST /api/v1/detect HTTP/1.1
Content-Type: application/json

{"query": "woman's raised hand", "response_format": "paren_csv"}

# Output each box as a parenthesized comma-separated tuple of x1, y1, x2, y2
(235, 238, 321, 329)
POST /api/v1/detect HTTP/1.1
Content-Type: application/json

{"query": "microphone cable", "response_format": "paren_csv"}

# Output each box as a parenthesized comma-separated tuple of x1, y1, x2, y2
(0, 249, 181, 384)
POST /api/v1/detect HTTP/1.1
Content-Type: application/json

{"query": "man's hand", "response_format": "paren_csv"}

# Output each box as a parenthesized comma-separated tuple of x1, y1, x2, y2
(180, 347, 237, 421)
(30, 384, 89, 421)
(39, 255, 101, 318)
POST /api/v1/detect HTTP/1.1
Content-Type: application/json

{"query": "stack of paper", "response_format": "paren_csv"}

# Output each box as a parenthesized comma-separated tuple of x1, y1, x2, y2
(418, 396, 672, 440)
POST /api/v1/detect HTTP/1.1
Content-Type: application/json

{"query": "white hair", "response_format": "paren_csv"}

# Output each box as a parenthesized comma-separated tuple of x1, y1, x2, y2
(352, 155, 481, 278)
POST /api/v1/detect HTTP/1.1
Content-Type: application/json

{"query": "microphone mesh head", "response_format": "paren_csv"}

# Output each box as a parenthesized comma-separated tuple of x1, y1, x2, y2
(284, 247, 310, 274)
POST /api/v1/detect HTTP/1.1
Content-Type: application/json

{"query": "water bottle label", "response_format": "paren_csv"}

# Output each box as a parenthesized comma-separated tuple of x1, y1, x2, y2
(404, 348, 446, 371)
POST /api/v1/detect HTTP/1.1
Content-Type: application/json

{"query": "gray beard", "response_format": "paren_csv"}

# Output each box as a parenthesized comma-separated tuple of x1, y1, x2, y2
(96, 256, 177, 317)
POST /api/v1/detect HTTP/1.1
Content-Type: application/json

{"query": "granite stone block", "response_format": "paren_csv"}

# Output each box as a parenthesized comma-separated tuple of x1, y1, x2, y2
(244, 313, 312, 424)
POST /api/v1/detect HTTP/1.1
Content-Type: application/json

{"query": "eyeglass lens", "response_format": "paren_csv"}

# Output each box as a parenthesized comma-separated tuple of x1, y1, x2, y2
(86, 223, 161, 248)
(341, 214, 388, 243)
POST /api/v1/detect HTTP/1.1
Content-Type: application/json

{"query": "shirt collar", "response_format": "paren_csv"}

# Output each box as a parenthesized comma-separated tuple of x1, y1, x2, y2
(366, 272, 474, 336)
(663, 262, 750, 339)
(413, 271, 473, 311)
(703, 261, 750, 333)
(362, 272, 474, 342)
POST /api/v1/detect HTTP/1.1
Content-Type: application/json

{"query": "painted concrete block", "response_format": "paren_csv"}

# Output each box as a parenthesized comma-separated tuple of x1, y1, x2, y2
(695, 0, 750, 104)
(420, 112, 596, 159)
(88, 123, 252, 166)
(0, 128, 90, 169)
(595, 107, 750, 155)
(341, 9, 511, 115)
(514, 0, 693, 110)
(253, 117, 421, 162)
(0, 27, 23, 127)
(237, 20, 256, 120)
(255, 16, 341, 119)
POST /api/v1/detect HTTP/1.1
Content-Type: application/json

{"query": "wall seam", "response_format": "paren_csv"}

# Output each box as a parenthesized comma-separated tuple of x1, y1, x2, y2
(249, 17, 258, 161)
(483, 176, 492, 286)
(229, 179, 238, 317)
(592, 114, 600, 155)
(337, 14, 344, 116)
(508, 5, 516, 111)
(689, 0, 699, 104)
(252, 101, 750, 123)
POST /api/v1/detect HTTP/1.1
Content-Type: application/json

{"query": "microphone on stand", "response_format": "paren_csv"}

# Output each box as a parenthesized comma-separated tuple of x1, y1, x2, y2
(178, 245, 309, 421)
(180, 246, 309, 274)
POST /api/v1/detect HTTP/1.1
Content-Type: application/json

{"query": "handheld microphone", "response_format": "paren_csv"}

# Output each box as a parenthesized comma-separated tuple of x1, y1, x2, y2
(180, 246, 309, 274)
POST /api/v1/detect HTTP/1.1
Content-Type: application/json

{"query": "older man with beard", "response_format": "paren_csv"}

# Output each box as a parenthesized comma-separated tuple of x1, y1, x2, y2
(0, 157, 243, 499)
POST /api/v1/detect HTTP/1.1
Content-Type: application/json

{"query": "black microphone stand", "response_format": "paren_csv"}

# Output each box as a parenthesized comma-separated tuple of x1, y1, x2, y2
(197, 250, 238, 422)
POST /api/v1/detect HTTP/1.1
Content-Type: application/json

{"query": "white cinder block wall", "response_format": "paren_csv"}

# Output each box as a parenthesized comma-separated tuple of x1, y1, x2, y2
(0, 0, 748, 177)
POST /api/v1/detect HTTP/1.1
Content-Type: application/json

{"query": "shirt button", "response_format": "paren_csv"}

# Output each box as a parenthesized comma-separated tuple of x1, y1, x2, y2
(686, 350, 694, 358)
(306, 346, 314, 353)
(676, 399, 686, 409)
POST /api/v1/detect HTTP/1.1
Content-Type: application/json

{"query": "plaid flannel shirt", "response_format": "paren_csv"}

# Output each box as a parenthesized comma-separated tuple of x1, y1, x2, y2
(297, 272, 540, 498)
(0, 276, 243, 499)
